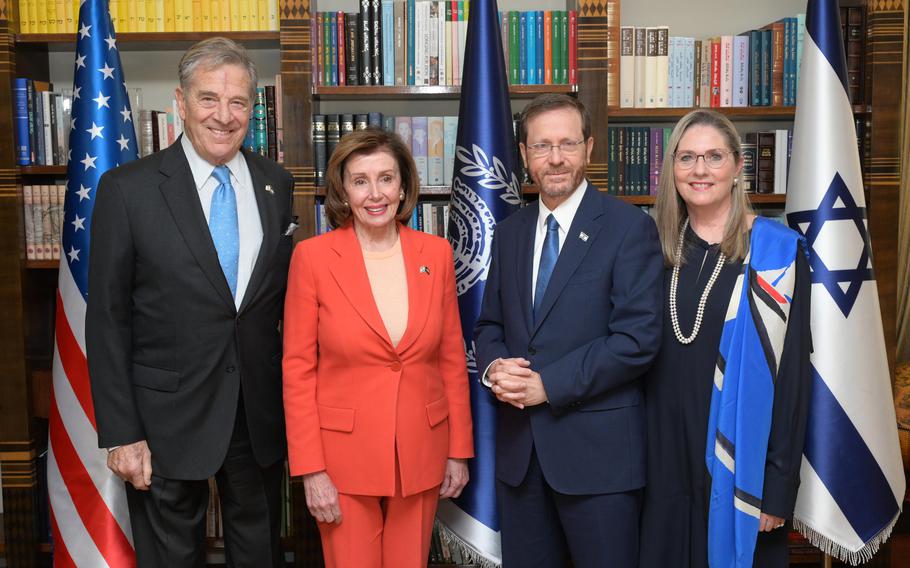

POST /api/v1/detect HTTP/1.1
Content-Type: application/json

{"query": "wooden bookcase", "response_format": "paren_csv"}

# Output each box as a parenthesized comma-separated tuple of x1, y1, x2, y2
(0, 0, 904, 566)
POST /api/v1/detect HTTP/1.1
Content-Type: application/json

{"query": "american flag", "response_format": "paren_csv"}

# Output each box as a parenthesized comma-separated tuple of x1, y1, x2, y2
(48, 0, 139, 565)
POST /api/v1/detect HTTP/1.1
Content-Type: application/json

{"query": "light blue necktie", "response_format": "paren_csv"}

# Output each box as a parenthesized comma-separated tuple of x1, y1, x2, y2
(533, 213, 560, 322)
(209, 165, 239, 297)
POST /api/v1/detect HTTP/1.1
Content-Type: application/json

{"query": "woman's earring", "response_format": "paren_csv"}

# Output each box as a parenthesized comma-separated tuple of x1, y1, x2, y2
(343, 200, 349, 207)
(399, 191, 406, 201)
(733, 177, 739, 188)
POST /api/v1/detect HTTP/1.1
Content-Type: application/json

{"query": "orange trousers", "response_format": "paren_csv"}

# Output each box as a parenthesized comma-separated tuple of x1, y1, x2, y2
(317, 461, 440, 568)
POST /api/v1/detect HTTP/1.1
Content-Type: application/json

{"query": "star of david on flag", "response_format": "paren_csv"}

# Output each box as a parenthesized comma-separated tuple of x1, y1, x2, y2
(785, 0, 904, 563)
(48, 0, 139, 565)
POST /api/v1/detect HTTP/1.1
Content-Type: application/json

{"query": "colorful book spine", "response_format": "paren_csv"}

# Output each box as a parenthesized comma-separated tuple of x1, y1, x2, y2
(443, 115, 458, 185)
(427, 116, 444, 185)
(13, 78, 30, 165)
(568, 10, 577, 85)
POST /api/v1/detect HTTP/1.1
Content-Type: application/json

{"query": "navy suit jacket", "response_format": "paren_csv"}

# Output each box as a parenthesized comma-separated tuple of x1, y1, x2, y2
(474, 184, 663, 495)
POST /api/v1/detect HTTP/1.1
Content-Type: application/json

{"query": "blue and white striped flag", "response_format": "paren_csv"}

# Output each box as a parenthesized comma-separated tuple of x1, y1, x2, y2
(438, 0, 521, 565)
(785, 0, 905, 563)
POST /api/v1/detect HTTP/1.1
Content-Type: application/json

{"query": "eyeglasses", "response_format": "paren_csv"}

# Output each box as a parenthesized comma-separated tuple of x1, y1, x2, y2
(526, 140, 587, 158)
(672, 149, 734, 170)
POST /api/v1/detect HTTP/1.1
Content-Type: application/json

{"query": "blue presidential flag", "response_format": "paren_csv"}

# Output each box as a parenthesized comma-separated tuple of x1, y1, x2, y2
(48, 1, 140, 565)
(437, 0, 520, 564)
(786, 0, 904, 563)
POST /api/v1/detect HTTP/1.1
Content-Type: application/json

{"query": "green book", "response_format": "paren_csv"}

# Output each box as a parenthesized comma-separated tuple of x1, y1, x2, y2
(552, 10, 562, 85)
(559, 11, 568, 85)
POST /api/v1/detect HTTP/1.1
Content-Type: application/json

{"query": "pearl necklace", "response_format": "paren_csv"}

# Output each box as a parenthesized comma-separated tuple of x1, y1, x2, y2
(669, 219, 726, 344)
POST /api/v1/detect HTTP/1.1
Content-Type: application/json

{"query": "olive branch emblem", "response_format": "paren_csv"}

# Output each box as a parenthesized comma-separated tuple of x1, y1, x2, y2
(455, 144, 522, 205)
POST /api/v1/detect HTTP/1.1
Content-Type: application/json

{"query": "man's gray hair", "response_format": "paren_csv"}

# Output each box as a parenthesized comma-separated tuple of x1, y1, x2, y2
(178, 37, 258, 99)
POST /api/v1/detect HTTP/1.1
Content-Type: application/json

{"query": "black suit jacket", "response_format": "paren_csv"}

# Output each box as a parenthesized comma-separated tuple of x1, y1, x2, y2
(86, 139, 295, 480)
(474, 184, 664, 494)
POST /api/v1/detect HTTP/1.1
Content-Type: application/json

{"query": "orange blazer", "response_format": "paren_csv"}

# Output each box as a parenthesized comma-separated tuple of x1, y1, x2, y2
(282, 224, 474, 497)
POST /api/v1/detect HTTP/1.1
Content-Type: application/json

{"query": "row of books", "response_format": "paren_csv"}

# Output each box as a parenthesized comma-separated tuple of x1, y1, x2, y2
(13, 79, 72, 167)
(22, 185, 65, 261)
(314, 200, 450, 238)
(604, 126, 793, 196)
(313, 2, 577, 88)
(312, 113, 458, 188)
(17, 0, 279, 34)
(619, 17, 805, 109)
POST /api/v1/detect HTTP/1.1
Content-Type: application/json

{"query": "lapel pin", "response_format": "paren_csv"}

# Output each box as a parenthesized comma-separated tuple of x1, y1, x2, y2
(419, 266, 431, 275)
(579, 231, 589, 242)
(264, 184, 274, 194)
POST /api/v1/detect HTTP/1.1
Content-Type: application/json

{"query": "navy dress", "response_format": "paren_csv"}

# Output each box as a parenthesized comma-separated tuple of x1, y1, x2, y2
(640, 225, 811, 567)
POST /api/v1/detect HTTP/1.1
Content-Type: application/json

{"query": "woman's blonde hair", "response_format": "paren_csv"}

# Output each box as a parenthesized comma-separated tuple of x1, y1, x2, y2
(654, 109, 752, 265)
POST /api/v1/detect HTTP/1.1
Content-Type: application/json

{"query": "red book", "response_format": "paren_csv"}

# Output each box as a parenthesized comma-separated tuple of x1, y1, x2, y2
(337, 11, 346, 86)
(543, 11, 552, 85)
(710, 38, 721, 108)
(568, 10, 577, 85)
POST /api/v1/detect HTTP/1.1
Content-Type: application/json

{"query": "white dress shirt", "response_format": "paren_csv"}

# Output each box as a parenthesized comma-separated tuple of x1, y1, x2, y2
(181, 135, 263, 309)
(482, 179, 589, 387)
(531, 179, 588, 303)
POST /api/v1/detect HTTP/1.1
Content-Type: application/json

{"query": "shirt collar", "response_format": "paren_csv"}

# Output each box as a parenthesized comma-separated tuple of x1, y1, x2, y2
(180, 134, 247, 191)
(537, 179, 588, 233)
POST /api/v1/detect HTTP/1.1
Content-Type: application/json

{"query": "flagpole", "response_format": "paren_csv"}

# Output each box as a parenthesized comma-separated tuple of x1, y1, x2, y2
(823, 554, 832, 568)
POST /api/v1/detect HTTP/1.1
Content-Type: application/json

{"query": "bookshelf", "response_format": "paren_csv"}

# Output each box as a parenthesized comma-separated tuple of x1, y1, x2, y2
(0, 0, 904, 567)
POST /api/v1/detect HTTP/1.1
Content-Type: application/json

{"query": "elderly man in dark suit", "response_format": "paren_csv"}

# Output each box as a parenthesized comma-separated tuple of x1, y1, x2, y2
(475, 94, 664, 567)
(86, 37, 295, 567)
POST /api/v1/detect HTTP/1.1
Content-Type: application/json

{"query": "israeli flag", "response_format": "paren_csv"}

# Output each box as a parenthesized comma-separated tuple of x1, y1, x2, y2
(437, 0, 521, 565)
(785, 0, 905, 563)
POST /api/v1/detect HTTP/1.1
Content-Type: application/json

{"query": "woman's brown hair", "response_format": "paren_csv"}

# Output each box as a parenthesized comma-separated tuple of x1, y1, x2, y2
(324, 127, 420, 230)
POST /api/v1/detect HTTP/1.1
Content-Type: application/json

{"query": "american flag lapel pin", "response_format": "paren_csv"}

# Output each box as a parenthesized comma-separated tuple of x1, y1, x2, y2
(264, 184, 274, 194)
(579, 231, 589, 242)
(419, 265, 431, 275)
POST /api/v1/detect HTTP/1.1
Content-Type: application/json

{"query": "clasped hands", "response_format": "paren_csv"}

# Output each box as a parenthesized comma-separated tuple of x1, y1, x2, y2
(488, 357, 548, 409)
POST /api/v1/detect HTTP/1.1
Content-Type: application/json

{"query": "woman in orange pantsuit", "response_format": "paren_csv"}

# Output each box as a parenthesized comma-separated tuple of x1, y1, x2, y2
(282, 128, 474, 568)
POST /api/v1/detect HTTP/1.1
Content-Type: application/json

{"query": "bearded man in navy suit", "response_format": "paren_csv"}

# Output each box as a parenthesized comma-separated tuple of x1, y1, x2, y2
(475, 94, 664, 567)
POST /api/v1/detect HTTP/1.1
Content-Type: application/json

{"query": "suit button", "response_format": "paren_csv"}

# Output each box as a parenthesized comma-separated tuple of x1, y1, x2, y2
(528, 346, 537, 355)
(390, 362, 402, 372)
(226, 366, 236, 373)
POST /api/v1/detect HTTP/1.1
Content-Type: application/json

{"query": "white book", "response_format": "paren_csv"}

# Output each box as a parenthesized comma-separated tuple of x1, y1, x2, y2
(50, 184, 62, 260)
(654, 26, 669, 108)
(700, 39, 711, 107)
(619, 26, 634, 108)
(23, 186, 35, 260)
(54, 91, 68, 165)
(415, 2, 424, 85)
(644, 27, 658, 108)
(457, 2, 467, 84)
(41, 91, 53, 165)
(732, 35, 749, 107)
(39, 185, 52, 259)
(157, 112, 169, 150)
(773, 129, 789, 195)
(720, 35, 733, 107)
(428, 2, 439, 85)
(32, 185, 45, 260)
(437, 1, 447, 86)
(684, 37, 695, 108)
(443, 116, 458, 184)
(633, 27, 646, 107)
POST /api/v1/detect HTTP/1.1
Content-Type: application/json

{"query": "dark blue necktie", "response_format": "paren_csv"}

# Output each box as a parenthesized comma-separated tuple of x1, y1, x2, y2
(209, 165, 239, 298)
(533, 214, 560, 321)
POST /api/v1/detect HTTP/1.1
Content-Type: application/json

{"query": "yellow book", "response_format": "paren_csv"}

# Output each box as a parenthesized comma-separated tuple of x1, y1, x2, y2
(54, 0, 64, 32)
(147, 0, 156, 31)
(200, 0, 210, 31)
(137, 0, 146, 31)
(164, 0, 175, 31)
(127, 0, 136, 32)
(27, 0, 38, 33)
(108, 0, 118, 30)
(238, 0, 249, 31)
(155, 0, 164, 30)
(267, 0, 277, 31)
(192, 0, 201, 31)
(173, 0, 183, 31)
(229, 0, 239, 31)
(19, 0, 30, 33)
(220, 0, 230, 31)
(209, 0, 220, 31)
(63, 0, 73, 33)
(256, 0, 266, 30)
(246, 0, 257, 30)
(45, 0, 56, 33)
(183, 0, 194, 31)
(36, 0, 46, 34)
